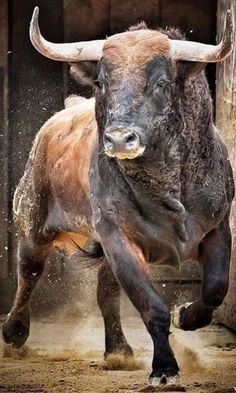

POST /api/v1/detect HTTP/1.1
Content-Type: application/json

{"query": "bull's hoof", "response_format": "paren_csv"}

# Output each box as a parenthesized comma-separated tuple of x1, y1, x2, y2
(2, 311, 30, 348)
(149, 368, 180, 386)
(104, 342, 134, 359)
(172, 303, 192, 329)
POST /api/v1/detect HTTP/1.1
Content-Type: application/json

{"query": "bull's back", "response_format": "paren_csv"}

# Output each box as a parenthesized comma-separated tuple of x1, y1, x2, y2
(14, 97, 97, 243)
(46, 97, 97, 235)
(46, 98, 97, 205)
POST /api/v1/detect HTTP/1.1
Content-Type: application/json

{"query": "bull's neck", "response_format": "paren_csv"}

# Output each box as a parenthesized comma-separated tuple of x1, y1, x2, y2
(98, 148, 186, 243)
(117, 154, 181, 199)
(95, 139, 186, 242)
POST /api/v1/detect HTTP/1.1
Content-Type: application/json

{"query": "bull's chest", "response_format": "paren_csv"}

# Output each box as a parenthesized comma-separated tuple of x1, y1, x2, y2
(89, 156, 203, 265)
(91, 185, 189, 266)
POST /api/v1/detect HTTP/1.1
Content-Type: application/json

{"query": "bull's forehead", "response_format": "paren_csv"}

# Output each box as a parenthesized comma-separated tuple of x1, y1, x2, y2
(103, 30, 170, 70)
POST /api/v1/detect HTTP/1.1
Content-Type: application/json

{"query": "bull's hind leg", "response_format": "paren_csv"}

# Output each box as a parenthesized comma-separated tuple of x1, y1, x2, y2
(2, 236, 52, 348)
(97, 260, 133, 358)
(173, 217, 231, 331)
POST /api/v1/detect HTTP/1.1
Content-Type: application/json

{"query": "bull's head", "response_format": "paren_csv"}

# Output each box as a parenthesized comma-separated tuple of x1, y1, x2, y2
(30, 7, 233, 160)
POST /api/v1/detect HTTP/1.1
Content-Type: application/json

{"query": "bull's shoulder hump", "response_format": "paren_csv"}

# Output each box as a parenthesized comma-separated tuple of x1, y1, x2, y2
(27, 97, 96, 171)
(41, 97, 96, 131)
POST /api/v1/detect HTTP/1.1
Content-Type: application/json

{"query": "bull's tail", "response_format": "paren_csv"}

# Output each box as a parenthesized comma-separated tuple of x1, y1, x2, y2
(68, 236, 104, 268)
(53, 232, 104, 268)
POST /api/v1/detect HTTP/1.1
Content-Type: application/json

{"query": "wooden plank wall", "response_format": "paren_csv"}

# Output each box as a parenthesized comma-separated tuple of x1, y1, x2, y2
(110, 0, 160, 32)
(0, 0, 9, 280)
(216, 0, 236, 331)
(8, 0, 64, 199)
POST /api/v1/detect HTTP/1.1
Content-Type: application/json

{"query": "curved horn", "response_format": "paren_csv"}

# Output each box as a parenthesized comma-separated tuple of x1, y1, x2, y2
(170, 10, 234, 62)
(30, 7, 104, 61)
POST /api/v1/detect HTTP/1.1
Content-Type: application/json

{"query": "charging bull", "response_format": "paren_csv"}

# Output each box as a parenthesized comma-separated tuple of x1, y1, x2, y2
(2, 7, 234, 386)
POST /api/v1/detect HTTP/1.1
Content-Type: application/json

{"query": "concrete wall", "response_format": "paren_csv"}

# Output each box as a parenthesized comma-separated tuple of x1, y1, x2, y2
(216, 0, 236, 331)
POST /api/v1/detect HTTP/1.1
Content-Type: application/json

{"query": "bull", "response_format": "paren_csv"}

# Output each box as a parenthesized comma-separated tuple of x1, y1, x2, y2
(2, 7, 234, 386)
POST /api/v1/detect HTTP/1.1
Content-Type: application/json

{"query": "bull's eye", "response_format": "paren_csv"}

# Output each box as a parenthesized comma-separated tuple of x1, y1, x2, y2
(95, 80, 104, 89)
(156, 79, 166, 88)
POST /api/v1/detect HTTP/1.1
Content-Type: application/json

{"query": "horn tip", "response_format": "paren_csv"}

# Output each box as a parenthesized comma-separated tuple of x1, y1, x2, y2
(217, 9, 234, 62)
(30, 6, 39, 27)
(30, 6, 40, 40)
(33, 6, 39, 17)
(225, 9, 233, 34)
(226, 9, 232, 19)
(224, 8, 233, 45)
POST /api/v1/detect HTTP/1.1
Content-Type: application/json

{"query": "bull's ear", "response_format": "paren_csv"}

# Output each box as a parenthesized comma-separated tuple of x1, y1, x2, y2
(177, 61, 207, 80)
(69, 61, 98, 87)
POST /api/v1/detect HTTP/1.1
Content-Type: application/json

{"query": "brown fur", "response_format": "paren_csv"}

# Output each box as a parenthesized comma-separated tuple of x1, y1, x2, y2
(36, 98, 96, 231)
(12, 98, 97, 254)
(53, 232, 88, 252)
(103, 30, 170, 70)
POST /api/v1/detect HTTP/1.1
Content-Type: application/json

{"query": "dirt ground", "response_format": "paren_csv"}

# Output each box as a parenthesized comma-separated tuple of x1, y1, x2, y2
(0, 315, 236, 393)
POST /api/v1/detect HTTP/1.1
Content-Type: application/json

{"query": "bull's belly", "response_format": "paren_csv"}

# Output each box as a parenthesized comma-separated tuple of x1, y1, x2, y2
(45, 199, 206, 266)
(144, 214, 207, 268)
(44, 205, 95, 254)
(43, 199, 93, 238)
(148, 240, 200, 268)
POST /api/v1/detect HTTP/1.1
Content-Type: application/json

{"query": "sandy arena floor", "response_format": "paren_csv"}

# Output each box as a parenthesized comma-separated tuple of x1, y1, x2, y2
(0, 315, 236, 393)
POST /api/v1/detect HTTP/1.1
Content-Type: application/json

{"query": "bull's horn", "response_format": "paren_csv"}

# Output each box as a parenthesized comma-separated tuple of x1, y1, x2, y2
(30, 7, 104, 61)
(170, 10, 234, 62)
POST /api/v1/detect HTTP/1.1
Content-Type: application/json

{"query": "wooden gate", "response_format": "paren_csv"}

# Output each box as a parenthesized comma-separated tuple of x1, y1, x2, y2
(216, 0, 236, 331)
(0, 0, 218, 313)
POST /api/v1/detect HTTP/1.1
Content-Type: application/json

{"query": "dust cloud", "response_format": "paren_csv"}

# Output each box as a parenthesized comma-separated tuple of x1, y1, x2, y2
(103, 354, 145, 371)
(1, 263, 236, 392)
(1, 312, 236, 392)
(171, 334, 204, 374)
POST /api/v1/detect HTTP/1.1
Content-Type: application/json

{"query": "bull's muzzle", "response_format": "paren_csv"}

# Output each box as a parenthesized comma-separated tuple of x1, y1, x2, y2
(103, 128, 145, 160)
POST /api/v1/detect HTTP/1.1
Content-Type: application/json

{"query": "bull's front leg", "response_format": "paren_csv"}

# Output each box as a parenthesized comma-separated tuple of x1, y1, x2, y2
(97, 221, 179, 386)
(173, 217, 231, 330)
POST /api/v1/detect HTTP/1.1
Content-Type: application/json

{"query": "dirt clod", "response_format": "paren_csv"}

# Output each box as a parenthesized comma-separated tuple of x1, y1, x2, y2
(103, 354, 145, 371)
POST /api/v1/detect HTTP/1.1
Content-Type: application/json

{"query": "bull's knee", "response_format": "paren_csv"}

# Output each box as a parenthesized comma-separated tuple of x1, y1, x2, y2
(202, 278, 228, 308)
(2, 237, 51, 348)
(2, 307, 30, 348)
(19, 254, 45, 279)
(147, 306, 171, 336)
(18, 237, 52, 281)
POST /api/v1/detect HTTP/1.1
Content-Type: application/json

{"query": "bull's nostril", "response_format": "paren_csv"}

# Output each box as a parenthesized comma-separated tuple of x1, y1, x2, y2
(104, 130, 140, 156)
(125, 133, 138, 149)
(126, 135, 136, 144)
(104, 135, 113, 150)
